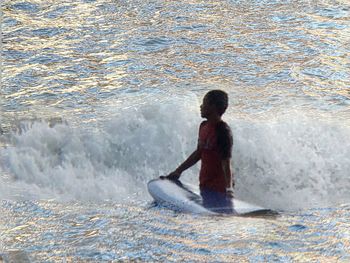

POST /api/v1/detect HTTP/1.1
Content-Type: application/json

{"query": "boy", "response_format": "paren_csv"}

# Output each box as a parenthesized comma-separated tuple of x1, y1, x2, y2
(162, 90, 234, 211)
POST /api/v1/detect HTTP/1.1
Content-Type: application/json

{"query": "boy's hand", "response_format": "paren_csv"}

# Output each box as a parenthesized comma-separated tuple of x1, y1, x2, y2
(160, 170, 181, 181)
(226, 188, 234, 198)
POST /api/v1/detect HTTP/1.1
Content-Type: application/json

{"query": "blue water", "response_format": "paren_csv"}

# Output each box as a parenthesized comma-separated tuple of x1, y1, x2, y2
(1, 0, 350, 261)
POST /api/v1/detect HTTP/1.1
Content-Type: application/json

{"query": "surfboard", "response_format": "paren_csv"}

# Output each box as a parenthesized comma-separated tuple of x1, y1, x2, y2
(148, 178, 277, 216)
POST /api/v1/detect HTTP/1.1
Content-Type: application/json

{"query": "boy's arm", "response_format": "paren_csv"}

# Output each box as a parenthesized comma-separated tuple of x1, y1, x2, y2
(222, 158, 234, 197)
(163, 149, 201, 180)
(163, 122, 204, 180)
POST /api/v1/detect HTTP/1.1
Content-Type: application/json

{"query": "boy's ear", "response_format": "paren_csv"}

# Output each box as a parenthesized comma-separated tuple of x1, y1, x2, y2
(212, 104, 219, 112)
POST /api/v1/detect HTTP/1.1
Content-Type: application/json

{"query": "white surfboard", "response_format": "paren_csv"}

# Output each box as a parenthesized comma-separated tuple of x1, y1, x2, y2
(148, 178, 276, 216)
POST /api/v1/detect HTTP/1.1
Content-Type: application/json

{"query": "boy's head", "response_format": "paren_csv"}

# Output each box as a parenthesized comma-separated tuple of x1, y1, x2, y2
(201, 90, 229, 118)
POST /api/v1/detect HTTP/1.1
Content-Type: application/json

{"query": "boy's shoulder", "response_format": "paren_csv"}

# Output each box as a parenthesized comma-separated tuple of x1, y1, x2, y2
(199, 120, 231, 128)
(200, 120, 208, 127)
(219, 120, 231, 129)
(199, 121, 232, 135)
(217, 121, 233, 137)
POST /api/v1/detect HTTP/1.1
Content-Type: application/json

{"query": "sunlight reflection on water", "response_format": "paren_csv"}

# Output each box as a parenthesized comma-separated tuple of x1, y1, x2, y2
(2, 0, 349, 125)
(1, 201, 350, 262)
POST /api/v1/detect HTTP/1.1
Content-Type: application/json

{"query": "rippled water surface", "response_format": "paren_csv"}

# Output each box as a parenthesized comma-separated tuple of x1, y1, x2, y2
(2, 0, 349, 122)
(1, 0, 350, 262)
(1, 201, 350, 262)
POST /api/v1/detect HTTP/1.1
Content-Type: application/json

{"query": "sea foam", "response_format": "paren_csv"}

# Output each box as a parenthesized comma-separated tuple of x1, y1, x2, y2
(1, 95, 349, 210)
(0, 95, 200, 202)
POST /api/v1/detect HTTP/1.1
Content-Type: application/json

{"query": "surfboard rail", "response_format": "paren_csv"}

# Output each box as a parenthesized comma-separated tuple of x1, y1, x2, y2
(148, 178, 278, 216)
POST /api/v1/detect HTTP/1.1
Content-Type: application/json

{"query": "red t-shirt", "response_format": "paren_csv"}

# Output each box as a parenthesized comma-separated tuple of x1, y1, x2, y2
(198, 121, 231, 193)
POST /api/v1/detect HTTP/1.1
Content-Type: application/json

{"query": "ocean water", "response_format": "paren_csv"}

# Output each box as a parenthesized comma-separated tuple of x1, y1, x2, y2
(1, 0, 350, 262)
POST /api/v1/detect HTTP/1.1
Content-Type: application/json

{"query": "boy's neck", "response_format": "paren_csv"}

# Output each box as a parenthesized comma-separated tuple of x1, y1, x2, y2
(206, 115, 222, 124)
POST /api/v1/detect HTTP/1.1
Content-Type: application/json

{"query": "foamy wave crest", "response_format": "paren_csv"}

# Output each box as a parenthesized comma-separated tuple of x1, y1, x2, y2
(233, 112, 350, 210)
(0, 95, 200, 201)
(1, 96, 349, 210)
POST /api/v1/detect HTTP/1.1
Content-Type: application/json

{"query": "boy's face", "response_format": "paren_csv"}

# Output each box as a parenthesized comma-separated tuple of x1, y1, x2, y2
(200, 95, 216, 118)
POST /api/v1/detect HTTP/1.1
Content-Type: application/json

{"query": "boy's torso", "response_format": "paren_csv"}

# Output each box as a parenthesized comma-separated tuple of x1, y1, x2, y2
(198, 121, 226, 193)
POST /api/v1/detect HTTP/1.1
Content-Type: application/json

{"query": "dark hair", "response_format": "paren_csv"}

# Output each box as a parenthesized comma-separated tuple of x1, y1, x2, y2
(205, 90, 232, 158)
(216, 121, 233, 159)
(205, 90, 228, 116)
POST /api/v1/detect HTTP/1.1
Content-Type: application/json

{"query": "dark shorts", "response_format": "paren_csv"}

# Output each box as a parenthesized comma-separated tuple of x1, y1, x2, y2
(200, 187, 234, 214)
